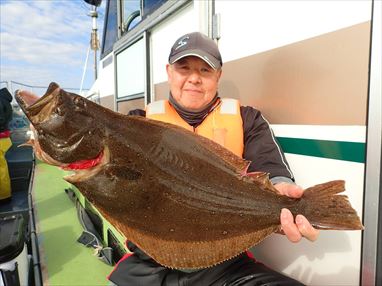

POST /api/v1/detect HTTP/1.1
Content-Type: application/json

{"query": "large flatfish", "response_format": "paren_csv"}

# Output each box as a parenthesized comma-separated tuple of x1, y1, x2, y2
(15, 83, 363, 269)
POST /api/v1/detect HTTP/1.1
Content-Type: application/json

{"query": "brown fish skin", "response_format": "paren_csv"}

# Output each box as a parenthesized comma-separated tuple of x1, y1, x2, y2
(15, 83, 363, 269)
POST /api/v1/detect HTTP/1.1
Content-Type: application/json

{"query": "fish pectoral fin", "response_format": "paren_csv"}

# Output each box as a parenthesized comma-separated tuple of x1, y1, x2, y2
(17, 139, 34, 147)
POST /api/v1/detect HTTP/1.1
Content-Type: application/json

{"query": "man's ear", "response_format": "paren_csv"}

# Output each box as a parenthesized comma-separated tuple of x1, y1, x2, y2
(166, 64, 172, 82)
(216, 69, 222, 82)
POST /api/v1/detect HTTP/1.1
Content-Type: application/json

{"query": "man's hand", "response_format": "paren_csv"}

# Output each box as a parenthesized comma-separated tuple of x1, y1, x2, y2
(274, 182, 319, 243)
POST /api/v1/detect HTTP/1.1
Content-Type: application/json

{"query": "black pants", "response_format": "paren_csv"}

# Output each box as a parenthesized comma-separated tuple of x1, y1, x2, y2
(108, 243, 304, 286)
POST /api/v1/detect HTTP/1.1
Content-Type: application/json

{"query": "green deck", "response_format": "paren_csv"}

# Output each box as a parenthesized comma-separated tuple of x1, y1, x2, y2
(33, 161, 113, 285)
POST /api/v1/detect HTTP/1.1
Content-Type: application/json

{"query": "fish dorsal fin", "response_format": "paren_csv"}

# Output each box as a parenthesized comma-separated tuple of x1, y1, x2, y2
(245, 171, 269, 183)
(244, 172, 281, 195)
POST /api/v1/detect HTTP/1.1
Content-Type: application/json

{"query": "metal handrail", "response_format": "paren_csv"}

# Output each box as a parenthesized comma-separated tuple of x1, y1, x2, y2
(123, 10, 141, 33)
(9, 81, 89, 92)
(1, 81, 90, 98)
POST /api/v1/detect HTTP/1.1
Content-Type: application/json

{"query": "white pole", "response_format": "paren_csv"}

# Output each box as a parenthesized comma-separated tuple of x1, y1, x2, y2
(90, 6, 99, 81)
(80, 45, 91, 95)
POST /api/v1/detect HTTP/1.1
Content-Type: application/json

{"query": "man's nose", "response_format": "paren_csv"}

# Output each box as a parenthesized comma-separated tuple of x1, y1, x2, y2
(188, 70, 202, 84)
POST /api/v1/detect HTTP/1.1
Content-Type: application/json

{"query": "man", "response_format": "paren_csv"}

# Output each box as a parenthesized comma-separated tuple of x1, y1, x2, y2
(108, 32, 318, 285)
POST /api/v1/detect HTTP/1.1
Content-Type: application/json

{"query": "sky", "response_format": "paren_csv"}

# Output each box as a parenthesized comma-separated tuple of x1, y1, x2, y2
(0, 0, 105, 95)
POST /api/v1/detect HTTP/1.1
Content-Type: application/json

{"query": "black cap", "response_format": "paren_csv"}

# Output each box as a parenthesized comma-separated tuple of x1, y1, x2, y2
(168, 32, 222, 70)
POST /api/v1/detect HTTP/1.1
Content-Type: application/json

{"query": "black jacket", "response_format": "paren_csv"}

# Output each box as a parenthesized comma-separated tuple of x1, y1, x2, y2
(0, 88, 13, 132)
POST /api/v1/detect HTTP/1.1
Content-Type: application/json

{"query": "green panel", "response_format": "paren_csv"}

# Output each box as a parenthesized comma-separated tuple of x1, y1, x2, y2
(276, 137, 366, 163)
(71, 185, 127, 249)
(33, 161, 113, 285)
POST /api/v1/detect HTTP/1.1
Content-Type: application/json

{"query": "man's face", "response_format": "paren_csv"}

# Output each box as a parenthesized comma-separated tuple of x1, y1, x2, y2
(166, 56, 222, 111)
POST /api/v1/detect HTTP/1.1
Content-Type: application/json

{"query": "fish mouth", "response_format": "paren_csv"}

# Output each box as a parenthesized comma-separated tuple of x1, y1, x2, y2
(44, 132, 86, 154)
(63, 146, 110, 183)
(15, 87, 59, 124)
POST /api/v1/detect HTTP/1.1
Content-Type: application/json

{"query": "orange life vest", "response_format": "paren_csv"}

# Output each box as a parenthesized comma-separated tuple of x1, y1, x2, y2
(146, 99, 244, 157)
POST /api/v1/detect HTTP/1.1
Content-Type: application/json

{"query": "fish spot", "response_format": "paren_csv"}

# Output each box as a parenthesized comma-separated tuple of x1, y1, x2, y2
(222, 231, 228, 235)
(107, 166, 142, 181)
(169, 228, 175, 232)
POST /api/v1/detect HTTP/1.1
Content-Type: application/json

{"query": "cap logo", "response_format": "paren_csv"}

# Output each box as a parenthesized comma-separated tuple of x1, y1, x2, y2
(174, 36, 189, 51)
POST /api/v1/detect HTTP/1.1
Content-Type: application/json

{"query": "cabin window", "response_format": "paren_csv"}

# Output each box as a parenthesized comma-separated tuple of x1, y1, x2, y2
(101, 0, 118, 57)
(122, 0, 167, 33)
(101, 0, 168, 57)
(122, 0, 141, 32)
(143, 0, 167, 16)
(116, 38, 145, 99)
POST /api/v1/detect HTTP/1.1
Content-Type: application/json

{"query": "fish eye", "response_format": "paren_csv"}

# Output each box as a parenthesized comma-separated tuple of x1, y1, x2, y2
(55, 106, 65, 116)
(73, 96, 86, 108)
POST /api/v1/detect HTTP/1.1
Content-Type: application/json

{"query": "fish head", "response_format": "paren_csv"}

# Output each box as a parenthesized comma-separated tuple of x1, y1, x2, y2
(15, 82, 105, 167)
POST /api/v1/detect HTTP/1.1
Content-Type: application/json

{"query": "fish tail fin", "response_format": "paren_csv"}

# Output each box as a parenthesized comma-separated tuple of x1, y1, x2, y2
(300, 180, 363, 230)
